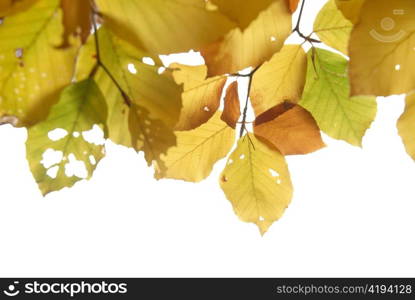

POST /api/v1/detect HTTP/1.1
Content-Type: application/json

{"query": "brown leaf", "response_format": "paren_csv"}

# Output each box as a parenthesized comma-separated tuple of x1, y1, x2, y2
(254, 103, 325, 155)
(60, 0, 92, 47)
(286, 0, 300, 13)
(221, 81, 240, 129)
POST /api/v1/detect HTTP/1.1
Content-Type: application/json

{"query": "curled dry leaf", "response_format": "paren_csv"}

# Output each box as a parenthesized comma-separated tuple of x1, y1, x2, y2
(254, 103, 325, 155)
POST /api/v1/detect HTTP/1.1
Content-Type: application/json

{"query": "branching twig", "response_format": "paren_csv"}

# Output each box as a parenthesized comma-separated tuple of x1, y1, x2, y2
(90, 10, 132, 107)
(239, 65, 260, 138)
(292, 0, 321, 44)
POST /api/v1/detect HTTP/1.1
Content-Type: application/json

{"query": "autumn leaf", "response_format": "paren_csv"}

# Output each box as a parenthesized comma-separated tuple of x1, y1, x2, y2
(335, 0, 365, 24)
(156, 112, 235, 182)
(254, 103, 325, 155)
(349, 0, 415, 96)
(220, 133, 293, 235)
(26, 79, 107, 195)
(221, 81, 241, 129)
(95, 0, 236, 56)
(286, 0, 300, 13)
(250, 44, 307, 116)
(300, 48, 377, 146)
(0, 0, 79, 126)
(398, 93, 415, 161)
(201, 0, 292, 76)
(314, 0, 353, 55)
(0, 0, 37, 16)
(60, 0, 92, 47)
(171, 63, 227, 131)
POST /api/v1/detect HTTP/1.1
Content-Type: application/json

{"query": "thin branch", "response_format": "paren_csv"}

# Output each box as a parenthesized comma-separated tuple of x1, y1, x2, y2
(292, 0, 321, 44)
(239, 65, 260, 138)
(90, 10, 132, 107)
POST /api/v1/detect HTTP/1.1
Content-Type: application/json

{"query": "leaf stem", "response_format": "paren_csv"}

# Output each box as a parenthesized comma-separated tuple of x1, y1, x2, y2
(292, 0, 321, 44)
(239, 65, 260, 138)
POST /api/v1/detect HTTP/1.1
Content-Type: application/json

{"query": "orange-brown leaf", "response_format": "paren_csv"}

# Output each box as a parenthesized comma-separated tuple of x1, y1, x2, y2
(254, 104, 325, 155)
(221, 81, 240, 129)
(60, 0, 91, 47)
(286, 0, 300, 13)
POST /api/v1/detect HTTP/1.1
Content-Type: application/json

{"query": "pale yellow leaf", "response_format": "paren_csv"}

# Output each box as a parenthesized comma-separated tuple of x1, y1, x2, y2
(95, 0, 236, 55)
(171, 63, 227, 131)
(201, 0, 292, 76)
(156, 112, 235, 182)
(250, 44, 307, 116)
(220, 133, 293, 235)
(349, 0, 415, 96)
(314, 0, 353, 55)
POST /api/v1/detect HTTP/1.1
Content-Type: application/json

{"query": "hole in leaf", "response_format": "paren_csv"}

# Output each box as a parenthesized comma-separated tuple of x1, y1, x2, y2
(15, 48, 23, 58)
(128, 63, 137, 74)
(239, 154, 245, 160)
(89, 155, 96, 165)
(48, 128, 68, 141)
(203, 106, 210, 112)
(41, 149, 63, 169)
(269, 169, 279, 177)
(227, 159, 233, 165)
(64, 154, 88, 178)
(395, 64, 401, 71)
(277, 179, 282, 184)
(82, 125, 105, 145)
(259, 216, 265, 221)
(270, 36, 277, 42)
(73, 131, 80, 138)
(157, 67, 166, 74)
(142, 57, 155, 66)
(46, 166, 59, 178)
(221, 175, 228, 182)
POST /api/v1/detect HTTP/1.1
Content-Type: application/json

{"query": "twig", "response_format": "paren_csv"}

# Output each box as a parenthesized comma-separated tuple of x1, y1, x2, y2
(239, 65, 260, 138)
(292, 0, 321, 44)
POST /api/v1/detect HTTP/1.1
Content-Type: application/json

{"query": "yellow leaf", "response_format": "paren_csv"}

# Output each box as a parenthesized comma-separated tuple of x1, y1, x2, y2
(349, 0, 415, 96)
(0, 0, 79, 126)
(335, 0, 365, 24)
(314, 0, 353, 55)
(156, 112, 235, 182)
(300, 48, 377, 146)
(60, 0, 91, 47)
(210, 0, 274, 29)
(26, 79, 107, 195)
(221, 81, 241, 129)
(95, 0, 235, 55)
(171, 63, 227, 131)
(0, 0, 38, 16)
(398, 93, 415, 161)
(250, 44, 307, 116)
(254, 103, 325, 155)
(220, 134, 293, 235)
(201, 0, 292, 76)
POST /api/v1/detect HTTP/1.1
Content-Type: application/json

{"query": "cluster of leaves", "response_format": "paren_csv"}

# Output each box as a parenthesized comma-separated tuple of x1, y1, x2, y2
(1, 0, 414, 235)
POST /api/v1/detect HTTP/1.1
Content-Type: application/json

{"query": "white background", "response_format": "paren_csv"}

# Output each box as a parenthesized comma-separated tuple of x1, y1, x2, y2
(1, 0, 415, 277)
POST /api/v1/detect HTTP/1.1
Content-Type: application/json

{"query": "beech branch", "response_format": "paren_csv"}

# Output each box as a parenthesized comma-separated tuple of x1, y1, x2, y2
(292, 0, 321, 44)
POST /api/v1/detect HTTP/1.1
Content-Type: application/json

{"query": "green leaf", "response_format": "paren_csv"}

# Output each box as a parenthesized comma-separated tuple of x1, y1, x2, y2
(26, 79, 108, 195)
(0, 0, 79, 126)
(314, 0, 353, 55)
(299, 48, 377, 146)
(220, 134, 293, 235)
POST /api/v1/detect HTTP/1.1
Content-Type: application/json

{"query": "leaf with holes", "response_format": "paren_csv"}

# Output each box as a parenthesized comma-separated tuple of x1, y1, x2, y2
(26, 79, 108, 195)
(250, 44, 307, 116)
(0, 0, 79, 126)
(300, 48, 377, 146)
(254, 103, 325, 155)
(201, 0, 292, 76)
(95, 0, 236, 56)
(314, 0, 353, 55)
(221, 81, 241, 129)
(398, 93, 415, 162)
(220, 133, 293, 235)
(156, 112, 235, 182)
(171, 63, 227, 131)
(349, 0, 415, 96)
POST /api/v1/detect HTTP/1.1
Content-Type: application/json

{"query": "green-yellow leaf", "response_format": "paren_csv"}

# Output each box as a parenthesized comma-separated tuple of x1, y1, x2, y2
(349, 0, 415, 96)
(314, 0, 353, 55)
(220, 133, 293, 235)
(250, 44, 307, 116)
(26, 79, 108, 195)
(171, 63, 227, 131)
(300, 48, 377, 146)
(0, 0, 79, 126)
(95, 0, 236, 55)
(156, 112, 235, 182)
(398, 93, 415, 161)
(201, 0, 292, 76)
